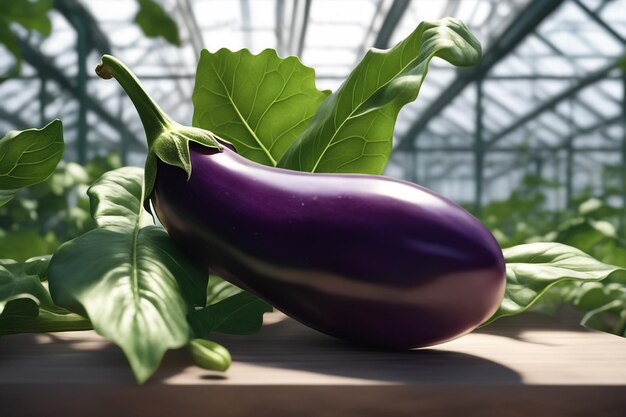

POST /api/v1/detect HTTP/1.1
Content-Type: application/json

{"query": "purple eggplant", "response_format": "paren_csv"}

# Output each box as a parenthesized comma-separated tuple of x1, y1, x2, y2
(97, 55, 505, 349)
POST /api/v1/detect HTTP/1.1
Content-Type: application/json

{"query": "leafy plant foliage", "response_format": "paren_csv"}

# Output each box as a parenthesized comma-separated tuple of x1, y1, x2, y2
(0, 0, 52, 81)
(475, 174, 626, 335)
(134, 0, 181, 46)
(0, 120, 64, 207)
(278, 18, 481, 174)
(48, 168, 208, 383)
(2, 16, 625, 385)
(0, 256, 91, 336)
(193, 49, 329, 166)
(484, 242, 624, 325)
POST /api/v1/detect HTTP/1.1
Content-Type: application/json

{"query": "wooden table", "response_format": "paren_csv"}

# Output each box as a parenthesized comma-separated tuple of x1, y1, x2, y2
(1, 312, 625, 416)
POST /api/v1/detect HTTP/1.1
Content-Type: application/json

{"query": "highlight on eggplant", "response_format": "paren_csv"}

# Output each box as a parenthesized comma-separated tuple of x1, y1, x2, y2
(96, 54, 506, 349)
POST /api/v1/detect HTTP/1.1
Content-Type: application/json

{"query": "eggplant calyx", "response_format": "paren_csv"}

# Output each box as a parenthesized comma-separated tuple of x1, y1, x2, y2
(95, 54, 224, 200)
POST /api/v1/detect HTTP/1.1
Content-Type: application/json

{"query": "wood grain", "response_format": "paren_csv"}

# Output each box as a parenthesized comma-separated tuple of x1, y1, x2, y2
(1, 312, 625, 416)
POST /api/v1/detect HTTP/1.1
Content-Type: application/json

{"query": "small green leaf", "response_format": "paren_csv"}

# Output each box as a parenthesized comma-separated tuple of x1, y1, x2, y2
(191, 291, 272, 337)
(0, 255, 51, 281)
(0, 0, 53, 36)
(0, 258, 91, 336)
(0, 256, 72, 335)
(0, 188, 20, 207)
(134, 0, 181, 46)
(618, 55, 626, 72)
(206, 275, 245, 305)
(188, 339, 231, 372)
(278, 18, 481, 174)
(193, 48, 329, 166)
(484, 242, 624, 325)
(0, 230, 58, 262)
(581, 300, 625, 336)
(0, 297, 40, 320)
(574, 282, 626, 311)
(0, 264, 51, 317)
(0, 307, 92, 336)
(48, 167, 208, 383)
(0, 120, 64, 206)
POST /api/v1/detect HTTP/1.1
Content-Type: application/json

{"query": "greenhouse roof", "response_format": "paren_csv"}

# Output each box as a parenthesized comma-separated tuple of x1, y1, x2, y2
(0, 0, 624, 203)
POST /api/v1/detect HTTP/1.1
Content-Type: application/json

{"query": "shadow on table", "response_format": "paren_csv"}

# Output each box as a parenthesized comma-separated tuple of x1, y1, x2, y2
(1, 314, 531, 385)
(0, 332, 192, 385)
(475, 310, 589, 345)
(211, 316, 522, 385)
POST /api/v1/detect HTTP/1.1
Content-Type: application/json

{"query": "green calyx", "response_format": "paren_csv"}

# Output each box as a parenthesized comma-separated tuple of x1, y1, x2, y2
(95, 55, 223, 199)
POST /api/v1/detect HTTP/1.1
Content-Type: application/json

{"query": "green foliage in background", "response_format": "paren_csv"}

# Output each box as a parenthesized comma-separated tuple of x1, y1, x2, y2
(0, 152, 121, 261)
(0, 0, 52, 81)
(474, 172, 626, 336)
(134, 0, 181, 46)
(0, 0, 180, 83)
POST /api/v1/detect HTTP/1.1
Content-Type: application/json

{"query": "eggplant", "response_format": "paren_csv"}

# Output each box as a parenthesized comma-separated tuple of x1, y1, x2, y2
(96, 55, 505, 349)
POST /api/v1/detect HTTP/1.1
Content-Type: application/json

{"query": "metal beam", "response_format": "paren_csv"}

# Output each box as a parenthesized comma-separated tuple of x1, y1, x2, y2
(485, 61, 619, 148)
(483, 114, 623, 181)
(373, 0, 411, 49)
(76, 13, 88, 164)
(297, 0, 312, 57)
(240, 0, 252, 49)
(53, 0, 111, 55)
(18, 40, 144, 150)
(474, 79, 484, 213)
(354, 0, 384, 61)
(573, 0, 626, 45)
(287, 0, 299, 55)
(395, 0, 564, 151)
(275, 0, 285, 55)
(413, 146, 621, 153)
(178, 0, 205, 59)
(39, 77, 47, 125)
(622, 71, 626, 234)
(484, 85, 569, 147)
(0, 107, 31, 130)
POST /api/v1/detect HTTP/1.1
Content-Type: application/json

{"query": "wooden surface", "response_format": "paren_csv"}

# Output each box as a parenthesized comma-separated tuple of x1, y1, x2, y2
(1, 312, 626, 416)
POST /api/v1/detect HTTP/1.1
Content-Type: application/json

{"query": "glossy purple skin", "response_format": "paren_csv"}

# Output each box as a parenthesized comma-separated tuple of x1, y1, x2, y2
(153, 143, 505, 349)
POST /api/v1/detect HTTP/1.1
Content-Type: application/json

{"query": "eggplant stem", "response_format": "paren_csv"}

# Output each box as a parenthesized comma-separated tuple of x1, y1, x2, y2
(96, 55, 173, 148)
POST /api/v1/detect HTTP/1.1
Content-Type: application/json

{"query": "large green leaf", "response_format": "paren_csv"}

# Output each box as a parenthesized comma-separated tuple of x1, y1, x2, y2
(87, 165, 153, 230)
(190, 291, 272, 337)
(192, 48, 329, 166)
(278, 18, 481, 173)
(134, 0, 181, 46)
(0, 120, 64, 206)
(48, 167, 208, 383)
(484, 242, 624, 325)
